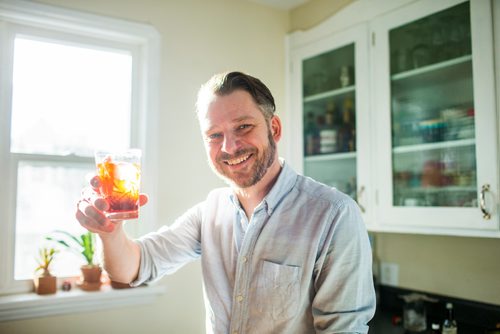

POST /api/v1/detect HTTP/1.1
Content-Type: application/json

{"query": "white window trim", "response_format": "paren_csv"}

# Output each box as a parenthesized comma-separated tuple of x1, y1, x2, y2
(0, 0, 161, 320)
(0, 284, 166, 322)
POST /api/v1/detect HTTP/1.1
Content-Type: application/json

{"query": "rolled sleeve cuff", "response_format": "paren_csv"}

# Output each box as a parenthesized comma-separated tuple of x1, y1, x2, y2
(129, 240, 155, 287)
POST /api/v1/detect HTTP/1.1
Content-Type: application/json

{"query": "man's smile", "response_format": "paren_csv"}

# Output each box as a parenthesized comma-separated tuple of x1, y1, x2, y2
(224, 153, 252, 166)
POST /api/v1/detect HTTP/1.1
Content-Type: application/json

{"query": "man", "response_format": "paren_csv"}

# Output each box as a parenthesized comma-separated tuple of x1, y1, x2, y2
(76, 71, 375, 333)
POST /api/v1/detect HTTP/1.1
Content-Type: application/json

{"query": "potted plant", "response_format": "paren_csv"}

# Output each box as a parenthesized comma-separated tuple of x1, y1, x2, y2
(47, 230, 102, 291)
(33, 247, 58, 295)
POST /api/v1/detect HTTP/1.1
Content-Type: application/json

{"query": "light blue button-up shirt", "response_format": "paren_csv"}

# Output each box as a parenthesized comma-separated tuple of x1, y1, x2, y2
(133, 160, 376, 333)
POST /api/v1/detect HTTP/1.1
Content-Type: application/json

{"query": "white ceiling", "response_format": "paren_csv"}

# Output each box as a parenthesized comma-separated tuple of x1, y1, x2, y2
(244, 0, 311, 10)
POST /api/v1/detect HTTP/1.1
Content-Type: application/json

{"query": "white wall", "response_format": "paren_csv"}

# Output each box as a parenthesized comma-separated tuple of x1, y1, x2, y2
(0, 0, 289, 333)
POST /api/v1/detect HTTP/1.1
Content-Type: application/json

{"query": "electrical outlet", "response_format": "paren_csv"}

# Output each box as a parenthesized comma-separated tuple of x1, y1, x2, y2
(380, 262, 399, 286)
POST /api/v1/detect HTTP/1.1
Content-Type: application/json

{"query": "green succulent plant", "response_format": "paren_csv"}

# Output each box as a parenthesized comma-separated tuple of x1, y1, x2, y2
(35, 247, 59, 276)
(46, 231, 97, 266)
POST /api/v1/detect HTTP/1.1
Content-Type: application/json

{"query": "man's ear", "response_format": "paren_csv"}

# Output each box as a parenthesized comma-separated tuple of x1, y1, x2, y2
(270, 115, 282, 142)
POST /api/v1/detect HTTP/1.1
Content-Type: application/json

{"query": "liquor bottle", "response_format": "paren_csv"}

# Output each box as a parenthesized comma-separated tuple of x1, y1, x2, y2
(442, 303, 458, 334)
(339, 65, 351, 87)
(319, 102, 337, 154)
(338, 96, 355, 152)
(304, 112, 319, 156)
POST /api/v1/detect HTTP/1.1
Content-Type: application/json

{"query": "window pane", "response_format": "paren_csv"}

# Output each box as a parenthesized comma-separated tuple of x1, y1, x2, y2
(11, 37, 133, 156)
(14, 161, 100, 280)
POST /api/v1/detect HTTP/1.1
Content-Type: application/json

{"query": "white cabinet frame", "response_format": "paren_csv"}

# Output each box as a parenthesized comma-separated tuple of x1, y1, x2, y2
(371, 0, 499, 236)
(286, 0, 500, 237)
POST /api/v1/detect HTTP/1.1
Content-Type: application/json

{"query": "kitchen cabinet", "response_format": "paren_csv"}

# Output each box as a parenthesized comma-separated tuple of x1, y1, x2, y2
(372, 0, 498, 235)
(287, 23, 373, 223)
(286, 0, 499, 237)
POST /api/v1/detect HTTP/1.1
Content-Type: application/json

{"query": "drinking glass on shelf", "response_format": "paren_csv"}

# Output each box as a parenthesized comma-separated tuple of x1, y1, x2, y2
(94, 149, 141, 220)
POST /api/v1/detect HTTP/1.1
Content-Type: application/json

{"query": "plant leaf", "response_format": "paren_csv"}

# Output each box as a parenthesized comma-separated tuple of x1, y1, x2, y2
(50, 230, 83, 247)
(45, 230, 95, 265)
(45, 237, 71, 249)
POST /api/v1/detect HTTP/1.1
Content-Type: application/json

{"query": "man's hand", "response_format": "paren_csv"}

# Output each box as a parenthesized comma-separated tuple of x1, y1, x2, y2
(75, 176, 148, 234)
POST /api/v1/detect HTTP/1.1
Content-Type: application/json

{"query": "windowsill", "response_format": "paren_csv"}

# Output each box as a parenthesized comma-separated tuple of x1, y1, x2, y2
(0, 283, 166, 322)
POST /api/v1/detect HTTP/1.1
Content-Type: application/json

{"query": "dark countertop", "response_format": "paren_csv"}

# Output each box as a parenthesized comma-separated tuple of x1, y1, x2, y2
(369, 285, 500, 334)
(368, 309, 405, 334)
(369, 308, 484, 334)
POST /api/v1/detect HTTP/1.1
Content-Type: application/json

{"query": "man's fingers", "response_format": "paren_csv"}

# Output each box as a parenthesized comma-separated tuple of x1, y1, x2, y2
(139, 194, 148, 207)
(75, 210, 103, 233)
(90, 175, 101, 189)
(76, 181, 147, 234)
(80, 186, 109, 211)
(76, 200, 114, 233)
(76, 211, 115, 233)
(78, 199, 102, 222)
(94, 197, 109, 211)
(85, 174, 101, 190)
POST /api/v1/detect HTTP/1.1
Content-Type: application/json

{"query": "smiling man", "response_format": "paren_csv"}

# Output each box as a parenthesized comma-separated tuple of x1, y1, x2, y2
(197, 79, 282, 217)
(76, 71, 376, 333)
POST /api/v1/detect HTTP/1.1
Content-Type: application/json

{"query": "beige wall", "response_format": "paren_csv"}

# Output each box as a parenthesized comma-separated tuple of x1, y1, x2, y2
(290, 0, 354, 32)
(0, 0, 288, 333)
(376, 233, 500, 305)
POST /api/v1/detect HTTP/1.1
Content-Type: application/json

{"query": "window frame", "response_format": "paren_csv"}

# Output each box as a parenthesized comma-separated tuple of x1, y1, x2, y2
(0, 0, 160, 297)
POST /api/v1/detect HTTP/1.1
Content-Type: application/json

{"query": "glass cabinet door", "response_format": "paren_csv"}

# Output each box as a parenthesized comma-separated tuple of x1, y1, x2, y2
(373, 0, 498, 232)
(390, 2, 476, 208)
(302, 44, 357, 198)
(288, 24, 371, 222)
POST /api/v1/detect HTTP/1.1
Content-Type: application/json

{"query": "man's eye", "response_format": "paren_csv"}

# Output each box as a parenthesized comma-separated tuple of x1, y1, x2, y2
(238, 124, 252, 130)
(207, 133, 222, 141)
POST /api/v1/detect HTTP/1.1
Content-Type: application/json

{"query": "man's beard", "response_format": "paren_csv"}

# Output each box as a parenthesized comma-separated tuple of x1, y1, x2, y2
(209, 128, 276, 188)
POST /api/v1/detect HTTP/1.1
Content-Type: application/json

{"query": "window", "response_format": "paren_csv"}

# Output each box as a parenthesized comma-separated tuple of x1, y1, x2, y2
(0, 0, 160, 295)
(13, 37, 133, 281)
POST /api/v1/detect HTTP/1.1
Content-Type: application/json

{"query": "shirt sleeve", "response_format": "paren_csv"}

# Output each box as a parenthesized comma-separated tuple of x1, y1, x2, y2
(131, 201, 204, 287)
(312, 197, 376, 334)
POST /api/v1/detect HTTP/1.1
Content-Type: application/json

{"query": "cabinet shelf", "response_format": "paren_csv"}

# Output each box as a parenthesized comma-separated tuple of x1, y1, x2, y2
(393, 138, 475, 154)
(397, 185, 477, 194)
(303, 85, 355, 103)
(305, 151, 356, 162)
(391, 55, 472, 91)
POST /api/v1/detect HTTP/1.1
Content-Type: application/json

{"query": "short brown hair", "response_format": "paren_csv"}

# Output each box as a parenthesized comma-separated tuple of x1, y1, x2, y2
(196, 71, 276, 120)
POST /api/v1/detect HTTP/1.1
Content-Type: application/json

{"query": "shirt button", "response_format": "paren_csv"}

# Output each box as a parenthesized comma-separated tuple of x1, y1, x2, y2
(241, 256, 247, 263)
(236, 295, 244, 302)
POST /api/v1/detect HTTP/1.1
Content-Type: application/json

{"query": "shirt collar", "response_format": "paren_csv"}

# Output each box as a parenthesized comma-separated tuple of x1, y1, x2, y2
(229, 158, 297, 216)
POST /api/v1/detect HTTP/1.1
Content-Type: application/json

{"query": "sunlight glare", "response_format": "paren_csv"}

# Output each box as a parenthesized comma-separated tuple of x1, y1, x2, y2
(11, 37, 133, 156)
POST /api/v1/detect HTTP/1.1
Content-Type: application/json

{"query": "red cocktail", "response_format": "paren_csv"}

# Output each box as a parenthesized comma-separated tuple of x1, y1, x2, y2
(95, 149, 141, 220)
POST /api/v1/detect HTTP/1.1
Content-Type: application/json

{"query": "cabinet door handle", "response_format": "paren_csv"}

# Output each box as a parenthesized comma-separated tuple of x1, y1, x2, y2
(357, 185, 366, 213)
(480, 184, 491, 220)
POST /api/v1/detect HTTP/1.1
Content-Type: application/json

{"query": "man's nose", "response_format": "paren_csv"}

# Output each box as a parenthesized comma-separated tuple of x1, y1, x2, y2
(221, 133, 240, 154)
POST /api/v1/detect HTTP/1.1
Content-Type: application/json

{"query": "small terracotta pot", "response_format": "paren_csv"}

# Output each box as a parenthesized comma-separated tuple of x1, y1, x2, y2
(34, 274, 57, 295)
(81, 265, 102, 283)
(78, 265, 102, 291)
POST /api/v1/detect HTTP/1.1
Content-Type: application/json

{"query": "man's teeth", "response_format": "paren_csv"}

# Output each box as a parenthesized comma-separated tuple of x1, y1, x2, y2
(226, 154, 250, 165)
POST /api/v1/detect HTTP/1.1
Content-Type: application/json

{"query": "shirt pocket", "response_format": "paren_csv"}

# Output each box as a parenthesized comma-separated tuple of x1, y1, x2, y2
(256, 260, 301, 320)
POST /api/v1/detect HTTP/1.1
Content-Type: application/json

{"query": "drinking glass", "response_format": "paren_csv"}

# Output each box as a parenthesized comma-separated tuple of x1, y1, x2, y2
(94, 149, 141, 220)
